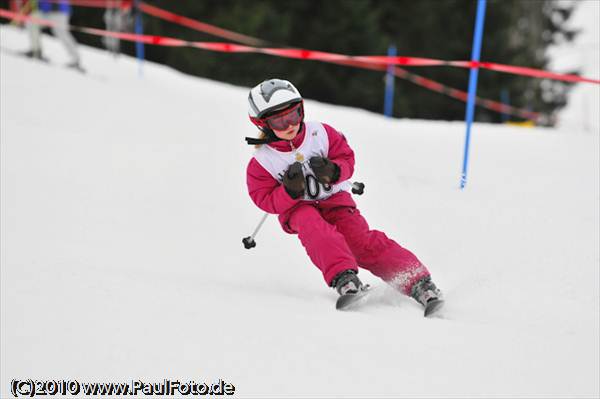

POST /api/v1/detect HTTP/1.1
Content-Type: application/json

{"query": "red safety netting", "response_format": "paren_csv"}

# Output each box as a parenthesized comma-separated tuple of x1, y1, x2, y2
(2, 6, 595, 122)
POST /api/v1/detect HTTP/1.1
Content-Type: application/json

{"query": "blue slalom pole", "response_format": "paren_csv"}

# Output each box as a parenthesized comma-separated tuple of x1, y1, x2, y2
(134, 0, 145, 77)
(460, 0, 487, 189)
(384, 45, 397, 117)
(500, 89, 510, 123)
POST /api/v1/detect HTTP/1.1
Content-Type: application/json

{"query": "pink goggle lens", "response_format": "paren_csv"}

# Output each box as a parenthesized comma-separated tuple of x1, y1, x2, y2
(264, 102, 303, 131)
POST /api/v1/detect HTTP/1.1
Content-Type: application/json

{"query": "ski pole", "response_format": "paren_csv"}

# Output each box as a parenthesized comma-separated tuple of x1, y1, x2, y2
(242, 213, 268, 249)
(242, 181, 365, 249)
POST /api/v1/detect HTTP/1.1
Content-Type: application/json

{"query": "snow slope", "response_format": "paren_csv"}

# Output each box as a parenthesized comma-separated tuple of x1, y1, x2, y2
(1, 25, 599, 398)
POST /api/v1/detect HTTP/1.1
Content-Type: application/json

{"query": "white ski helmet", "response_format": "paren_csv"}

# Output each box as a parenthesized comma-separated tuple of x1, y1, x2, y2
(248, 78, 303, 125)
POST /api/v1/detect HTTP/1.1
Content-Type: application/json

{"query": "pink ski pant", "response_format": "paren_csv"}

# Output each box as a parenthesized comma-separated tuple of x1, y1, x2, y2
(286, 204, 430, 294)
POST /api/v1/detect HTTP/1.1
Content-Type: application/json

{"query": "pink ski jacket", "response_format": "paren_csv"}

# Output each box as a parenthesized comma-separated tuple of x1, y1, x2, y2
(246, 122, 357, 232)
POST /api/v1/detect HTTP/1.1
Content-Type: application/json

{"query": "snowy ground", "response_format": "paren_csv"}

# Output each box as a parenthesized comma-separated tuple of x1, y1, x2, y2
(1, 25, 599, 398)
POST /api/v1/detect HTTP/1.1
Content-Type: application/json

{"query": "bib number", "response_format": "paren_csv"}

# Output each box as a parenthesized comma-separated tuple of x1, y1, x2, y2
(305, 174, 332, 199)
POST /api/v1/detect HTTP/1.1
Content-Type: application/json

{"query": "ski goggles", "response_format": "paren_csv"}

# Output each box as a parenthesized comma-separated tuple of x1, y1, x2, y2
(263, 102, 304, 131)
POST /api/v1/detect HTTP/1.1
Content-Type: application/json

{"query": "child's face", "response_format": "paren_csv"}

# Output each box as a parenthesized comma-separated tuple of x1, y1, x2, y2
(272, 123, 300, 141)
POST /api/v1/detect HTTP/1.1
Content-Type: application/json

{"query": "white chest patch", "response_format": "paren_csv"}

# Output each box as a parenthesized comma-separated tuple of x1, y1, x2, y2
(254, 121, 351, 201)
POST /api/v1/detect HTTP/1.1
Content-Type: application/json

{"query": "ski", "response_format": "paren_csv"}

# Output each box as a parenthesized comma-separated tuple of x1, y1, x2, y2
(335, 284, 444, 316)
(424, 298, 444, 317)
(335, 285, 371, 310)
(65, 63, 86, 74)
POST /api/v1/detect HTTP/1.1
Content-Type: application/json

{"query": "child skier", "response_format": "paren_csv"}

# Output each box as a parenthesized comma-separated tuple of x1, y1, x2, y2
(245, 78, 443, 314)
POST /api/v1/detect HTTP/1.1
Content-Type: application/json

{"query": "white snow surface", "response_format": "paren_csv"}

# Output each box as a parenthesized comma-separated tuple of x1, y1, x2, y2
(1, 25, 599, 398)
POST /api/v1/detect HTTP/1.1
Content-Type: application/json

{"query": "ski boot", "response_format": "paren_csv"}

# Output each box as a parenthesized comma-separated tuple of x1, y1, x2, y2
(23, 49, 48, 62)
(411, 276, 444, 317)
(66, 61, 86, 74)
(332, 270, 370, 310)
(332, 270, 363, 295)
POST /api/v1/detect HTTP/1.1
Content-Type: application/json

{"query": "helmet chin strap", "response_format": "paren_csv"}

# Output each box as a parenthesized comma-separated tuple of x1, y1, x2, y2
(245, 135, 281, 145)
(244, 127, 281, 145)
(244, 122, 303, 145)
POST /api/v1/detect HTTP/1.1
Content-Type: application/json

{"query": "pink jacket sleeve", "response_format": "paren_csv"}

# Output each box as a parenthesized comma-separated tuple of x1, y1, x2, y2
(246, 158, 301, 215)
(323, 123, 355, 182)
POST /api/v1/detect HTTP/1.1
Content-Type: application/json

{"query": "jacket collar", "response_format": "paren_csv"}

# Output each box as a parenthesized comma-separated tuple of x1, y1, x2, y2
(267, 123, 306, 152)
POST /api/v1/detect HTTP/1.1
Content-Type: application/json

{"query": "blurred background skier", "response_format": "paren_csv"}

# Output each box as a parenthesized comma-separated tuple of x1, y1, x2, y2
(245, 78, 444, 314)
(24, 0, 83, 72)
(102, 0, 133, 56)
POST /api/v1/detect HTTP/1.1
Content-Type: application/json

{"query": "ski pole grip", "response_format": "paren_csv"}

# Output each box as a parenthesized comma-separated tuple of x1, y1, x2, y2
(351, 181, 365, 195)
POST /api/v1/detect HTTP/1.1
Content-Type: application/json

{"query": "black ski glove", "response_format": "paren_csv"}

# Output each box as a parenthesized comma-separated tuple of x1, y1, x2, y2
(283, 162, 305, 199)
(309, 156, 340, 185)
